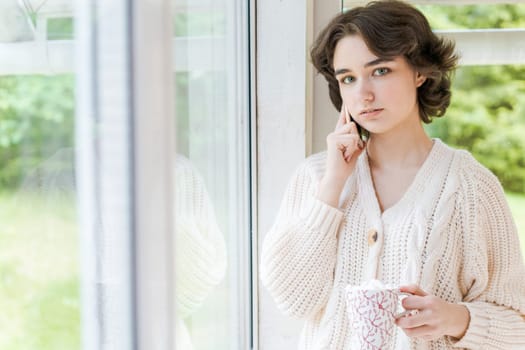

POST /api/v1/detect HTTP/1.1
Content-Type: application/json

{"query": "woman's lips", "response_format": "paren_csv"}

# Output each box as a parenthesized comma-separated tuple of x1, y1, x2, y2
(359, 108, 383, 118)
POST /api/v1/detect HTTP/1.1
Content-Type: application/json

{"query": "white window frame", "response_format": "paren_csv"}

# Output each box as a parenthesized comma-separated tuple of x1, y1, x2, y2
(256, 0, 340, 349)
(173, 2, 254, 349)
(0, 38, 225, 75)
(75, 0, 175, 349)
(2, 1, 254, 349)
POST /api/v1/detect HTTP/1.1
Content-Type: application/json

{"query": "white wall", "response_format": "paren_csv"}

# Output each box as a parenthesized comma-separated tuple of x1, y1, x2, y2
(256, 0, 340, 348)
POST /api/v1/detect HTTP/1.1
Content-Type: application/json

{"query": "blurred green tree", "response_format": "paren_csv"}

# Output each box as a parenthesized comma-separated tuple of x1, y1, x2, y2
(420, 4, 525, 193)
(0, 75, 74, 188)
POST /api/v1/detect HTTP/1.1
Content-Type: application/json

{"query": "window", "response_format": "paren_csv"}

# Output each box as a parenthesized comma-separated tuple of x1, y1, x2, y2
(173, 0, 252, 349)
(0, 0, 253, 349)
(0, 1, 79, 349)
(415, 2, 525, 254)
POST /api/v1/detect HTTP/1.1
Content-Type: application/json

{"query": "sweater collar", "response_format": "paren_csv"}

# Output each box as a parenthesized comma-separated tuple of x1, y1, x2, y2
(357, 138, 451, 223)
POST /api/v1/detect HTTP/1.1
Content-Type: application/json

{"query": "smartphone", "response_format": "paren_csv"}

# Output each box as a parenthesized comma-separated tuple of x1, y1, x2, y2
(344, 105, 369, 141)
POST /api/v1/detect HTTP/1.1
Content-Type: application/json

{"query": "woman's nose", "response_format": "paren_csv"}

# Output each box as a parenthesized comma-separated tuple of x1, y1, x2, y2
(356, 80, 374, 102)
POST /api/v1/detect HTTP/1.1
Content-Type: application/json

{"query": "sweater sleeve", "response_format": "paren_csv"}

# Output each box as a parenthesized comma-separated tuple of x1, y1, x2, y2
(174, 157, 227, 319)
(260, 158, 344, 319)
(452, 157, 525, 349)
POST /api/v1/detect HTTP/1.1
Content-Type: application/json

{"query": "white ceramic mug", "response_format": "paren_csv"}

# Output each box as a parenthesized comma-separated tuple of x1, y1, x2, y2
(345, 280, 415, 350)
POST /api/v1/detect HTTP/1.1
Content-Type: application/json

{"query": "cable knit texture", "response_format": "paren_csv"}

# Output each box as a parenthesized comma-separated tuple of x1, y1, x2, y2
(174, 155, 227, 349)
(260, 139, 525, 350)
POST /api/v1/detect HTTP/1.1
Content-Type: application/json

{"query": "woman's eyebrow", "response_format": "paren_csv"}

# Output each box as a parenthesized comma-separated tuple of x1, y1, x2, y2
(334, 58, 394, 76)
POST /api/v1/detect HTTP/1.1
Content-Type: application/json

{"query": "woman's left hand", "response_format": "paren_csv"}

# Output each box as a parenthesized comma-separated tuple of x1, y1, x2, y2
(395, 284, 470, 341)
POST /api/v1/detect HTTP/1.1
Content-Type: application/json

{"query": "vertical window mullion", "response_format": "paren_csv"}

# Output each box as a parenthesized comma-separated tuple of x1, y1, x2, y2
(130, 0, 175, 348)
(75, 0, 175, 349)
(76, 0, 135, 348)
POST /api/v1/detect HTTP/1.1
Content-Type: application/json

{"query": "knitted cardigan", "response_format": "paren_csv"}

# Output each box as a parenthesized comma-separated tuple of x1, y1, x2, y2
(261, 139, 525, 349)
(174, 155, 227, 349)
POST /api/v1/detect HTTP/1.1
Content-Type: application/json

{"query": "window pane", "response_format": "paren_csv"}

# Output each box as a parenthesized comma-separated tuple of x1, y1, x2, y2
(418, 1, 525, 254)
(47, 18, 74, 40)
(0, 39, 79, 350)
(416, 3, 525, 30)
(173, 0, 250, 349)
(425, 64, 525, 254)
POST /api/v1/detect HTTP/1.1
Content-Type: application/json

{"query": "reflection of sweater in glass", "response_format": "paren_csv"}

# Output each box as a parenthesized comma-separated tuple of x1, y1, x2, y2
(261, 139, 525, 349)
(175, 155, 227, 349)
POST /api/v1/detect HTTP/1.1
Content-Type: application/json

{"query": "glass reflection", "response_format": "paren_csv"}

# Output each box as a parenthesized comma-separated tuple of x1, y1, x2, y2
(173, 0, 249, 349)
(174, 155, 227, 349)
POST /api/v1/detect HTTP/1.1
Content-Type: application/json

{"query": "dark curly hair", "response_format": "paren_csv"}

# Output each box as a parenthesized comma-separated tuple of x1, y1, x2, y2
(310, 0, 458, 123)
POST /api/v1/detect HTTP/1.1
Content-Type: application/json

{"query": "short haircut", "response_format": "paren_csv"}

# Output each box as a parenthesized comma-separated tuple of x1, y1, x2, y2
(310, 0, 458, 123)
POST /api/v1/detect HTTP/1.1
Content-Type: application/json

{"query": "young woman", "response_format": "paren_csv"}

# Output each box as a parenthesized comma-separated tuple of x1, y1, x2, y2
(260, 1, 525, 349)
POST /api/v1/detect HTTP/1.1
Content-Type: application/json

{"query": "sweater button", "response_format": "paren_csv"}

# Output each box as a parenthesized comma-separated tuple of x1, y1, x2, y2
(367, 229, 378, 246)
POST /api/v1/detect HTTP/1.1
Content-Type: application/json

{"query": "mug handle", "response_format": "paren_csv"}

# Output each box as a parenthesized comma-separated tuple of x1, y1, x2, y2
(394, 291, 420, 319)
(394, 309, 420, 319)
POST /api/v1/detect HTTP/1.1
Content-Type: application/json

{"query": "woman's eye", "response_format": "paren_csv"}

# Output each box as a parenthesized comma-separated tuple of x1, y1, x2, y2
(341, 76, 355, 84)
(374, 67, 390, 76)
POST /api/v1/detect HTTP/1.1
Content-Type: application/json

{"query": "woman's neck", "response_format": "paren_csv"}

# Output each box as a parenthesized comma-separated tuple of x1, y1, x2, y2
(366, 122, 433, 171)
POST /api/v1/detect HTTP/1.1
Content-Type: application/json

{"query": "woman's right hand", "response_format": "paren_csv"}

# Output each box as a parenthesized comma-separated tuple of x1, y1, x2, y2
(317, 105, 365, 208)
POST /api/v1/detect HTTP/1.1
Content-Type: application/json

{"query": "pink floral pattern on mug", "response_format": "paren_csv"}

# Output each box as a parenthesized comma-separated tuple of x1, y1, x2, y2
(345, 280, 408, 350)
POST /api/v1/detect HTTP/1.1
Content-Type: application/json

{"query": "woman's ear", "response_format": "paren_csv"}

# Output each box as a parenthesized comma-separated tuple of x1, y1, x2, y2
(415, 72, 427, 87)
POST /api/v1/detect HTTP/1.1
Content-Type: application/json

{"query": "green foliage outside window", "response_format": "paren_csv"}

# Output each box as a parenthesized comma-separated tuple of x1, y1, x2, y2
(427, 65, 525, 193)
(419, 4, 525, 193)
(0, 75, 74, 189)
(417, 4, 525, 30)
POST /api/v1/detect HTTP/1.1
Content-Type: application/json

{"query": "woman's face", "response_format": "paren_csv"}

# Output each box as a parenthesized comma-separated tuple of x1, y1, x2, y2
(333, 35, 426, 136)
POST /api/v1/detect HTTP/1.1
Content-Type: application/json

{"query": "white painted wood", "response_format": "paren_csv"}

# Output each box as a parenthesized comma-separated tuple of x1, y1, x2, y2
(310, 0, 342, 155)
(440, 29, 525, 65)
(250, 0, 260, 347)
(75, 0, 175, 349)
(224, 0, 252, 348)
(131, 0, 175, 348)
(25, 0, 72, 14)
(0, 41, 69, 75)
(74, 1, 98, 348)
(256, 0, 346, 349)
(0, 37, 224, 75)
(256, 0, 315, 348)
(75, 0, 135, 349)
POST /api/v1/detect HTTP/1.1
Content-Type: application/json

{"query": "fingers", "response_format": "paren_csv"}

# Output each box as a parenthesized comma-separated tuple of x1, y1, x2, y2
(397, 286, 429, 324)
(334, 122, 352, 135)
(333, 125, 365, 157)
(401, 295, 428, 310)
(395, 290, 454, 341)
(334, 121, 361, 138)
(328, 105, 365, 166)
(327, 133, 363, 162)
(397, 312, 442, 342)
(396, 306, 437, 340)
(336, 106, 346, 129)
(343, 104, 351, 124)
(333, 134, 361, 152)
(396, 308, 427, 329)
(336, 103, 352, 129)
(395, 309, 419, 319)
(399, 324, 439, 341)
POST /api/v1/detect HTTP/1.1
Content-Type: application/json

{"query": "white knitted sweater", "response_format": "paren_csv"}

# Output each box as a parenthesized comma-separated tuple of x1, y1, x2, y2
(174, 155, 227, 349)
(261, 139, 525, 350)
